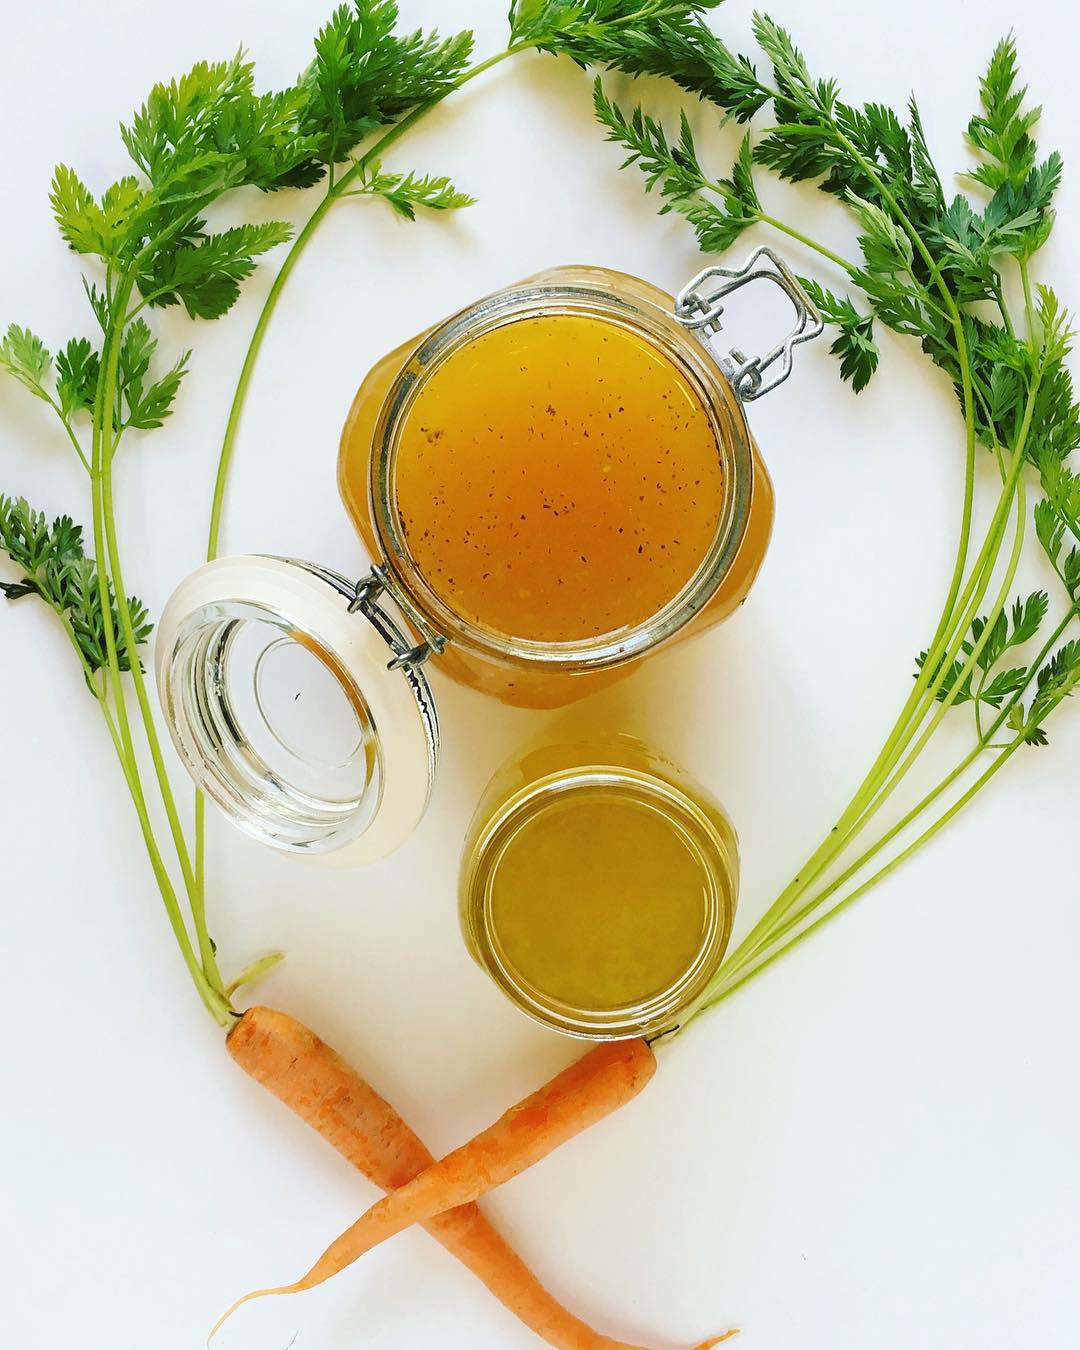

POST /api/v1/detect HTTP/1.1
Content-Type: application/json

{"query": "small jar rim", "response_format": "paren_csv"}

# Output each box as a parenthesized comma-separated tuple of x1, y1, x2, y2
(368, 276, 755, 673)
(461, 764, 738, 1040)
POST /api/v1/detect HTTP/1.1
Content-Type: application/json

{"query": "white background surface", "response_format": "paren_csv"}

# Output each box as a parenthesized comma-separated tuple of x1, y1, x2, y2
(2, 2, 1078, 1348)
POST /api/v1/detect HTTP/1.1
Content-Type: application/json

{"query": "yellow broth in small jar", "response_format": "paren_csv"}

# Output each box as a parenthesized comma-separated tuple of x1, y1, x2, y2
(460, 736, 738, 1039)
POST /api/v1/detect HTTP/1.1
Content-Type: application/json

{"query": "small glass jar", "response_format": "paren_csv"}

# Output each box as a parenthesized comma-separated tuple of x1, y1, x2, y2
(156, 250, 819, 864)
(459, 735, 738, 1040)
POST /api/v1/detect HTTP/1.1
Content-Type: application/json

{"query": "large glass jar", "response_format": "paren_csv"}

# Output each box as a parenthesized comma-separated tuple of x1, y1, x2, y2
(338, 256, 818, 708)
(156, 249, 820, 864)
(459, 735, 739, 1040)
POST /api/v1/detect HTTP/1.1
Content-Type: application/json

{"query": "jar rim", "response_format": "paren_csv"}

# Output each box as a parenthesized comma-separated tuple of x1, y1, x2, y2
(368, 275, 755, 673)
(460, 763, 737, 1040)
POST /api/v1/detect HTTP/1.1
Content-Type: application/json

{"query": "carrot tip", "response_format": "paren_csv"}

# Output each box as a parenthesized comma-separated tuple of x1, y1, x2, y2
(208, 1285, 294, 1345)
(695, 1331, 741, 1349)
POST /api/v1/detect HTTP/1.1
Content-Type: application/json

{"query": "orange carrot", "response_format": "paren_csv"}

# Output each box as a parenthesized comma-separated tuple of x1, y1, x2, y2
(213, 1036, 664, 1335)
(227, 1008, 732, 1349)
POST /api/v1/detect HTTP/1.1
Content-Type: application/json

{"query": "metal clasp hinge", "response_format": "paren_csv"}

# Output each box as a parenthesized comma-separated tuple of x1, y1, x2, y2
(674, 245, 824, 402)
(348, 565, 448, 671)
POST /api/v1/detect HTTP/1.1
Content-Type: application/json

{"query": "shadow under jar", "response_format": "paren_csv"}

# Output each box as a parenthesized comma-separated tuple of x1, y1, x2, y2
(155, 249, 820, 866)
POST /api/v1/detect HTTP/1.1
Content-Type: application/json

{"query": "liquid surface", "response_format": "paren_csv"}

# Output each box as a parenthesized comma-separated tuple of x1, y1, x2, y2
(392, 314, 725, 643)
(488, 787, 710, 1010)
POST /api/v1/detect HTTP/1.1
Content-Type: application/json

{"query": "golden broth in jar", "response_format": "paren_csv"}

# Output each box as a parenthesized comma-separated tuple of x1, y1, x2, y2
(339, 265, 786, 708)
(460, 737, 738, 1039)
(390, 313, 726, 644)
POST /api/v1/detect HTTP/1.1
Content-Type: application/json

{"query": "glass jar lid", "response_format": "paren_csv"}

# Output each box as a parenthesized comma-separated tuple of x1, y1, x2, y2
(155, 555, 438, 865)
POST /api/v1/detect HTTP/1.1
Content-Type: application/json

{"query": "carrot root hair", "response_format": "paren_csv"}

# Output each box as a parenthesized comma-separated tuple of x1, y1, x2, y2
(208, 1288, 285, 1344)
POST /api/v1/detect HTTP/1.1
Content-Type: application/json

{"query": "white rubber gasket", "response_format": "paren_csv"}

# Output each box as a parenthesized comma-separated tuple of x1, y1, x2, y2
(155, 555, 437, 867)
